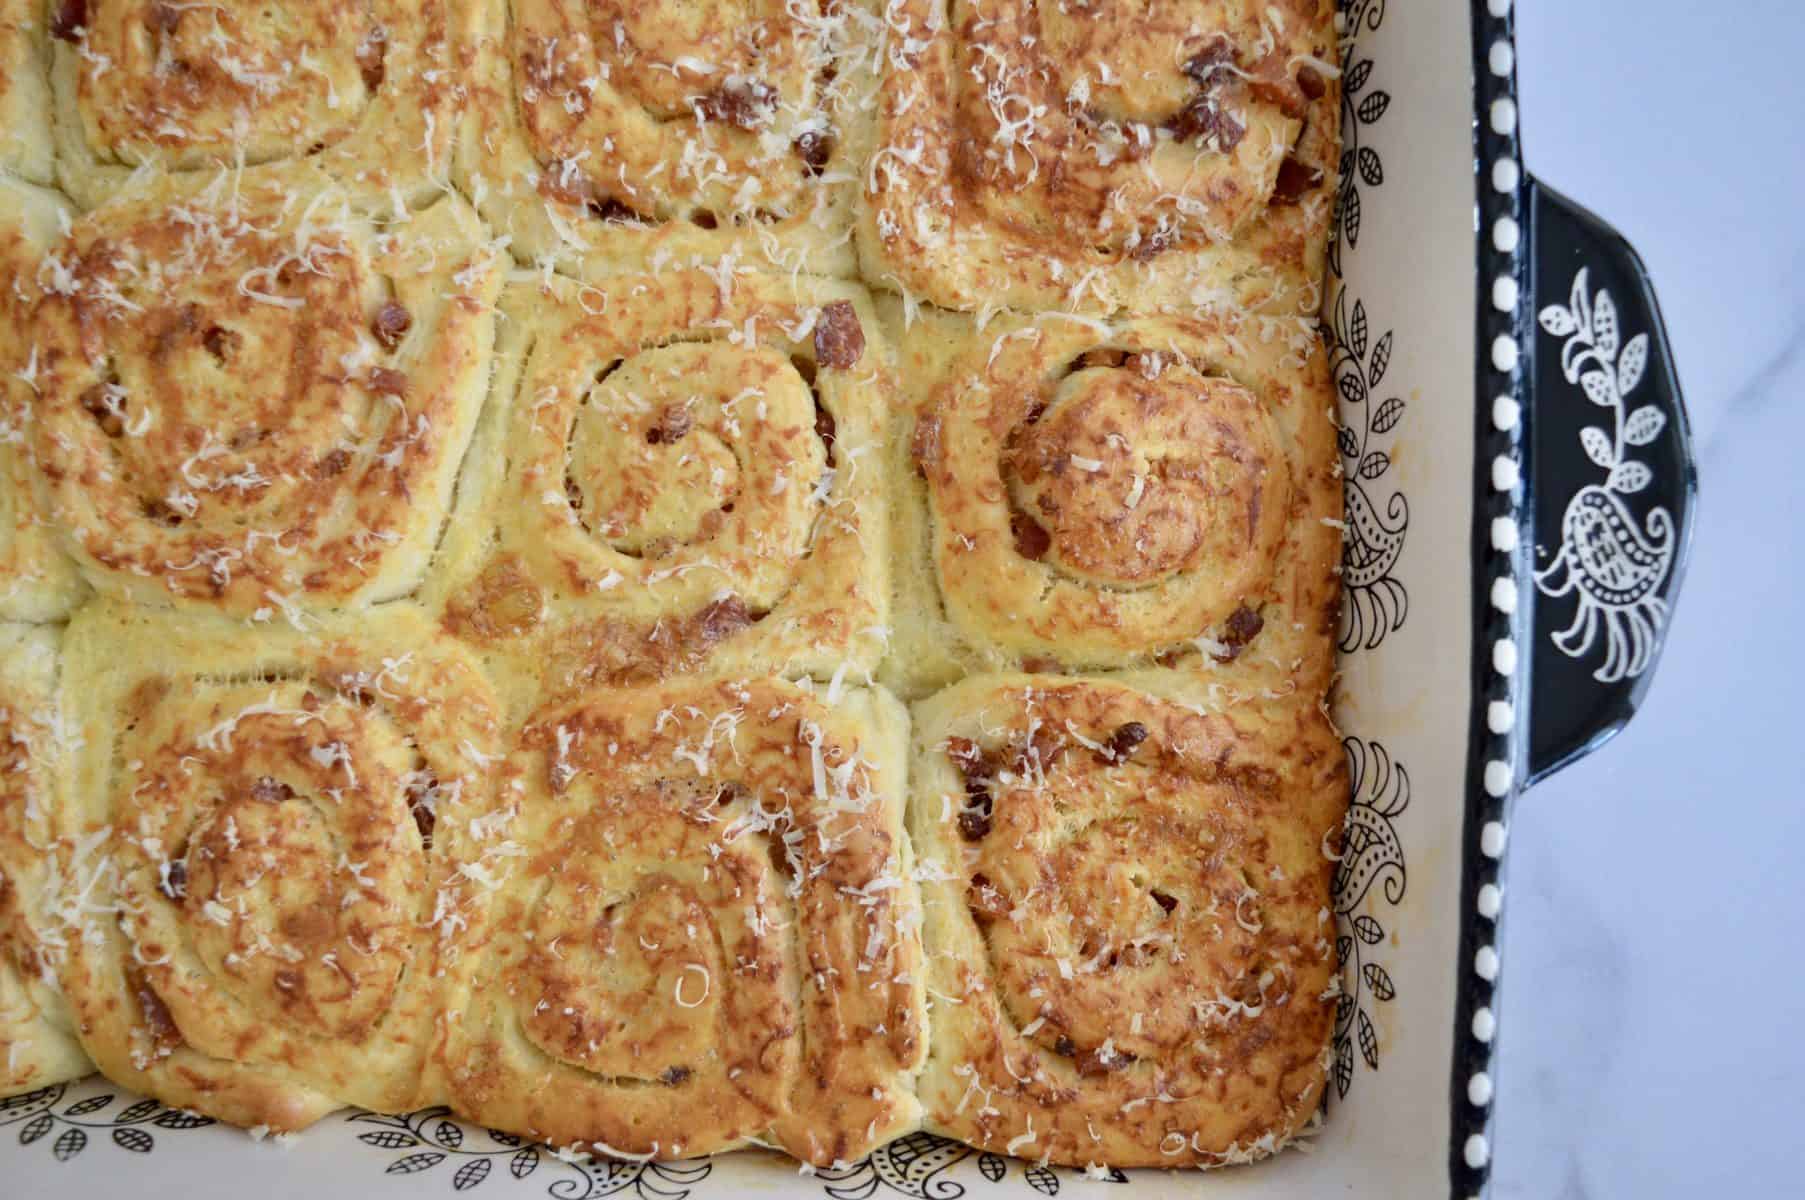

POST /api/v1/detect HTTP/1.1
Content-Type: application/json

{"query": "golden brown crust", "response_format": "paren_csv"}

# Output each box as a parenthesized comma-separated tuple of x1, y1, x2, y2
(53, 601, 508, 1128)
(910, 674, 1344, 1167)
(454, 0, 879, 278)
(50, 1, 454, 209)
(0, 624, 91, 1098)
(439, 676, 926, 1165)
(28, 168, 502, 617)
(426, 271, 890, 717)
(882, 302, 1340, 698)
(859, 0, 1340, 317)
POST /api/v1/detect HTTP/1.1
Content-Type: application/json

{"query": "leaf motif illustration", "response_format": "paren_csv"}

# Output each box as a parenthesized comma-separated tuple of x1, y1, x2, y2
(1608, 462, 1652, 494)
(1623, 403, 1665, 446)
(1336, 935, 1353, 965)
(453, 1159, 492, 1191)
(1336, 424, 1360, 460)
(1357, 146, 1383, 186)
(1333, 1039, 1354, 1099)
(509, 1147, 540, 1179)
(487, 1129, 522, 1147)
(1349, 298, 1368, 358)
(1355, 90, 1391, 123)
(115, 1099, 162, 1124)
(1024, 1163, 1061, 1195)
(64, 1094, 113, 1117)
(1342, 186, 1362, 247)
(1337, 367, 1367, 408)
(1570, 268, 1592, 334)
(1352, 913, 1383, 945)
(1371, 396, 1404, 433)
(1334, 991, 1353, 1029)
(18, 1113, 52, 1145)
(1580, 371, 1617, 408)
(52, 1127, 86, 1161)
(1368, 331, 1392, 388)
(1358, 452, 1389, 480)
(360, 1131, 421, 1150)
(386, 1151, 447, 1174)
(0, 1087, 61, 1115)
(111, 1127, 155, 1153)
(1362, 962, 1396, 1001)
(979, 1152, 1007, 1181)
(1538, 305, 1577, 337)
(433, 1118, 465, 1149)
(151, 1110, 213, 1130)
(1358, 1010, 1380, 1070)
(1580, 426, 1614, 468)
(1344, 58, 1373, 93)
(1618, 333, 1649, 395)
(1592, 288, 1619, 358)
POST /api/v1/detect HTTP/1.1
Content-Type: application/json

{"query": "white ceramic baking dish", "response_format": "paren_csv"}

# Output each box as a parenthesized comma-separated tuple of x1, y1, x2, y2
(0, 1, 1694, 1196)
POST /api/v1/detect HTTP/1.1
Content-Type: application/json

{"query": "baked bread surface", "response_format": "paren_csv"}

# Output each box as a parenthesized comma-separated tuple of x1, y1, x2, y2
(0, 0, 1346, 1176)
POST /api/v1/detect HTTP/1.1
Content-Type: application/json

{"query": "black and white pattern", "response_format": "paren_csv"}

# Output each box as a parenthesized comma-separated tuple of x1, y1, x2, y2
(0, 1084, 214, 1162)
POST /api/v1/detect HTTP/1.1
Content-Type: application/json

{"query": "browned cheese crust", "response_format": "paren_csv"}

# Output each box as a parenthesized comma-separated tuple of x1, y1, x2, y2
(439, 676, 926, 1165)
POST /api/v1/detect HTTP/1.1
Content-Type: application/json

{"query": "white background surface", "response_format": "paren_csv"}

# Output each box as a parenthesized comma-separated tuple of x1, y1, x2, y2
(1500, 1, 1805, 1195)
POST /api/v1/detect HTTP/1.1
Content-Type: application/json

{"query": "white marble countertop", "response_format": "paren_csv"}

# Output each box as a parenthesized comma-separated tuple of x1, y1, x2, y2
(1498, 2, 1804, 1195)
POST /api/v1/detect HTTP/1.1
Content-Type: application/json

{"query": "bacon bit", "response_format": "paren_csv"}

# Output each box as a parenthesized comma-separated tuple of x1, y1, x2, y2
(1152, 889, 1179, 915)
(1011, 510, 1051, 562)
(408, 773, 438, 847)
(251, 776, 294, 804)
(203, 324, 241, 361)
(315, 448, 352, 479)
(1215, 605, 1266, 660)
(357, 26, 388, 92)
(696, 80, 777, 130)
(967, 873, 1009, 920)
(660, 1065, 692, 1086)
(813, 301, 865, 369)
(1076, 1044, 1134, 1077)
(1182, 39, 1236, 86)
(910, 415, 942, 477)
(814, 402, 837, 465)
(1271, 157, 1324, 206)
(1298, 65, 1327, 101)
(1053, 1035, 1076, 1057)
(159, 858, 187, 902)
(1168, 96, 1245, 152)
(1014, 725, 1064, 775)
(130, 969, 183, 1053)
(50, 0, 86, 42)
(1100, 722, 1149, 765)
(368, 366, 409, 396)
(79, 385, 125, 437)
(794, 131, 832, 174)
(645, 405, 693, 445)
(372, 302, 412, 350)
(946, 737, 996, 841)
(713, 781, 749, 808)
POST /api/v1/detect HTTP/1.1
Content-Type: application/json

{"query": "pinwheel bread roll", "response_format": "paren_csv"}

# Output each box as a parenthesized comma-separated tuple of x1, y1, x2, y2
(28, 166, 503, 618)
(909, 673, 1345, 1168)
(859, 0, 1340, 317)
(440, 676, 926, 1165)
(54, 602, 507, 1129)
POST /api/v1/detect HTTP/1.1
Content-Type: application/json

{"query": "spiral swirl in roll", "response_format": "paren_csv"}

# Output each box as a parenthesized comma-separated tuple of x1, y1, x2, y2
(457, 0, 876, 275)
(50, 1, 450, 207)
(905, 310, 1338, 684)
(859, 0, 1339, 315)
(56, 604, 505, 1128)
(0, 627, 91, 1098)
(442, 676, 925, 1165)
(435, 272, 887, 705)
(29, 170, 502, 617)
(910, 675, 1344, 1167)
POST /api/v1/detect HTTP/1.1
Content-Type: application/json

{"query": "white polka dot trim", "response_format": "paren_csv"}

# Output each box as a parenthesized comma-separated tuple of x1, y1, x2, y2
(1490, 575, 1517, 614)
(1490, 516, 1518, 552)
(1487, 0, 1512, 17)
(1472, 1006, 1497, 1042)
(1491, 334, 1519, 372)
(1464, 1134, 1490, 1169)
(1492, 274, 1519, 312)
(1492, 156, 1520, 193)
(1487, 699, 1514, 734)
(1483, 760, 1512, 798)
(1477, 883, 1502, 918)
(1491, 454, 1519, 491)
(1492, 638, 1518, 676)
(1492, 394, 1520, 431)
(1489, 98, 1517, 135)
(1481, 821, 1508, 857)
(1492, 217, 1520, 253)
(1475, 945, 1500, 981)
(1468, 1071, 1495, 1106)
(1488, 41, 1515, 76)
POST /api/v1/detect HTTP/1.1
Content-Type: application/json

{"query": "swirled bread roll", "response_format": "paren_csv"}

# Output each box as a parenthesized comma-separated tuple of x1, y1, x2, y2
(1, 173, 86, 622)
(440, 676, 926, 1165)
(859, 0, 1339, 317)
(910, 674, 1344, 1168)
(49, 1, 453, 209)
(454, 0, 878, 278)
(429, 271, 888, 714)
(27, 167, 503, 618)
(54, 602, 507, 1128)
(0, 625, 91, 1097)
(881, 300, 1339, 699)
(1, 0, 53, 182)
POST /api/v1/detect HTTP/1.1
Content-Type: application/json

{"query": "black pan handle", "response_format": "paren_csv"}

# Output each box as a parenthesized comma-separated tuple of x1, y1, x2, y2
(1521, 178, 1698, 784)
